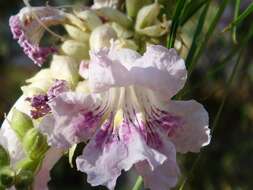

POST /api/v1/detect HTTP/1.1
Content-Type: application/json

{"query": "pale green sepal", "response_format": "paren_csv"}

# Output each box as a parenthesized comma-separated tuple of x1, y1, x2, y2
(11, 109, 33, 140)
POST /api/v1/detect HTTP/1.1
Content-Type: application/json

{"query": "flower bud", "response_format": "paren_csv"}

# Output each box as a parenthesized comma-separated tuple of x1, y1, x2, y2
(22, 128, 48, 160)
(50, 55, 79, 87)
(15, 170, 33, 190)
(89, 24, 117, 50)
(11, 109, 33, 139)
(135, 2, 160, 30)
(137, 20, 170, 37)
(0, 145, 10, 167)
(111, 22, 133, 38)
(64, 24, 90, 43)
(96, 8, 132, 29)
(74, 10, 102, 31)
(15, 157, 40, 173)
(65, 13, 88, 32)
(21, 69, 53, 95)
(126, 0, 152, 18)
(61, 39, 89, 61)
(0, 166, 15, 188)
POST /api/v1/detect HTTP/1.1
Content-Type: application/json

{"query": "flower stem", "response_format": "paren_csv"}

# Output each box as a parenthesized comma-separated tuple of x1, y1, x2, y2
(132, 176, 143, 190)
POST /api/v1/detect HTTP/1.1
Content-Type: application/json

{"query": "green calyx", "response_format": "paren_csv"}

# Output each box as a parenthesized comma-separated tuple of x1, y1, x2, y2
(11, 109, 33, 139)
(14, 169, 34, 190)
(22, 128, 48, 161)
(0, 166, 15, 188)
(0, 145, 10, 167)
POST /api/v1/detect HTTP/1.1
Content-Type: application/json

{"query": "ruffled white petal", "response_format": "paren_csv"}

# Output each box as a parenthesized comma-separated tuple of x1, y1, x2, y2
(135, 135, 180, 190)
(166, 100, 210, 153)
(76, 123, 167, 190)
(88, 45, 187, 101)
(132, 45, 187, 100)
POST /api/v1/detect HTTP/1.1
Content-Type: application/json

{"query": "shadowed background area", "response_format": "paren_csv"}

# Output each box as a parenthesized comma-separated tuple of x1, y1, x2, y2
(0, 0, 253, 190)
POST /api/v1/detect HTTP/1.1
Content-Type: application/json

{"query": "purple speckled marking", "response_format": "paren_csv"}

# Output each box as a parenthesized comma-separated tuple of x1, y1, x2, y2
(9, 15, 56, 66)
(27, 80, 69, 119)
(26, 95, 50, 119)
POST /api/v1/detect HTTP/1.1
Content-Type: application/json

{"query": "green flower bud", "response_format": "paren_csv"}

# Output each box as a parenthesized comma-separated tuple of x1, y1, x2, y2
(137, 20, 170, 37)
(90, 24, 117, 50)
(15, 157, 40, 173)
(111, 22, 133, 38)
(22, 128, 48, 160)
(15, 170, 33, 190)
(64, 24, 90, 43)
(50, 55, 79, 87)
(126, 0, 152, 18)
(135, 2, 160, 30)
(0, 145, 10, 167)
(74, 10, 103, 31)
(65, 13, 88, 32)
(96, 8, 132, 29)
(0, 166, 15, 188)
(11, 109, 33, 140)
(61, 39, 89, 61)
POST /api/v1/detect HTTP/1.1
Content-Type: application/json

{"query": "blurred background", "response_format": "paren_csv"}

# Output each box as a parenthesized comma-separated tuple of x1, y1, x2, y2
(0, 0, 253, 190)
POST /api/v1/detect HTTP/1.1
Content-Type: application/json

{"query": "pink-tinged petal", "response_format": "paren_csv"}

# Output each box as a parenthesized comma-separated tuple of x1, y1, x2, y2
(33, 148, 64, 190)
(76, 119, 167, 190)
(9, 7, 65, 66)
(88, 47, 140, 93)
(132, 45, 187, 100)
(135, 136, 180, 190)
(39, 92, 104, 148)
(165, 100, 210, 153)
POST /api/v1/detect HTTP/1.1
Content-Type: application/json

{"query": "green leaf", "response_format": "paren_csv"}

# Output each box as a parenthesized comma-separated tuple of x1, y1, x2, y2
(180, 0, 210, 25)
(232, 0, 241, 44)
(187, 0, 229, 76)
(131, 176, 143, 190)
(224, 2, 253, 32)
(186, 1, 211, 69)
(167, 0, 187, 48)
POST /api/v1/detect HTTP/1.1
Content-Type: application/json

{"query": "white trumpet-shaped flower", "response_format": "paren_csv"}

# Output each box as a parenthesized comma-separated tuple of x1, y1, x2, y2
(39, 45, 210, 190)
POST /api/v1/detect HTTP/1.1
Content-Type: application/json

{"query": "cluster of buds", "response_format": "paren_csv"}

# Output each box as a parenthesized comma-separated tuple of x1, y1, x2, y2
(0, 1, 208, 190)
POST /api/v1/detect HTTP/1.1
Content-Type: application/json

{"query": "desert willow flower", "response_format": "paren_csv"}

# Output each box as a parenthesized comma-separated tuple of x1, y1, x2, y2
(38, 44, 210, 190)
(1, 0, 209, 190)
